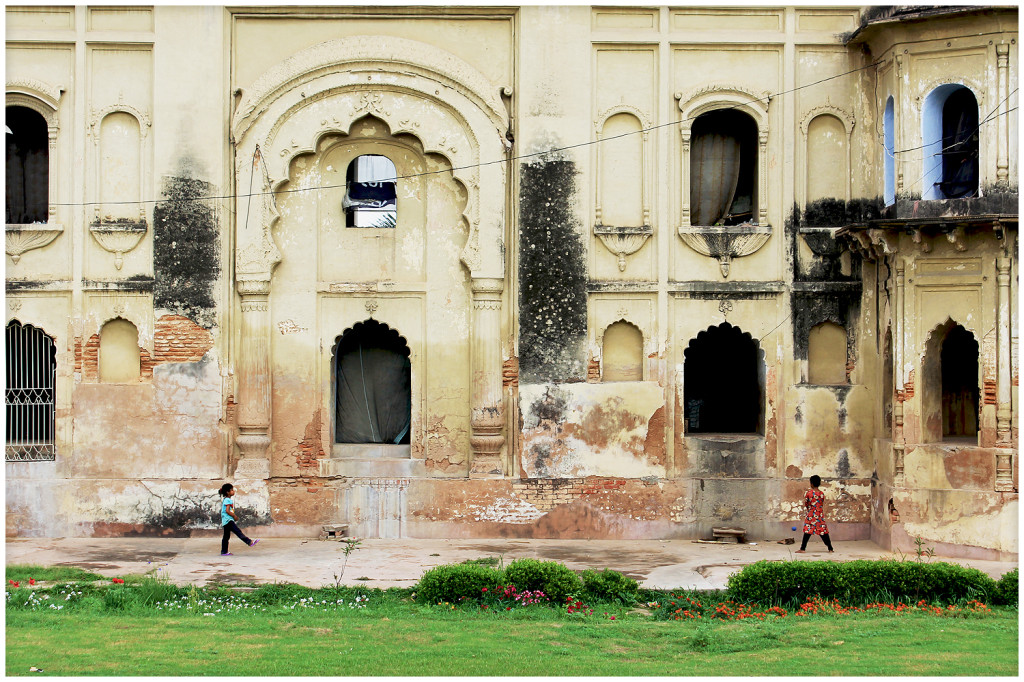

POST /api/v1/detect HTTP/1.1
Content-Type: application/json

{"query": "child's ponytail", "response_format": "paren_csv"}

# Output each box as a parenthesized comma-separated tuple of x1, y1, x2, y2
(218, 483, 233, 497)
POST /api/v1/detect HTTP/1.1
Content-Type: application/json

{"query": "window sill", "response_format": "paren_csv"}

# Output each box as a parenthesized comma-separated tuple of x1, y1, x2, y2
(6, 223, 65, 264)
(676, 224, 772, 278)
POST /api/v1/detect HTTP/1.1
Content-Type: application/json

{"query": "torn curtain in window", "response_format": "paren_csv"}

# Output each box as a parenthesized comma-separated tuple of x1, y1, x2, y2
(334, 321, 411, 444)
(690, 111, 756, 226)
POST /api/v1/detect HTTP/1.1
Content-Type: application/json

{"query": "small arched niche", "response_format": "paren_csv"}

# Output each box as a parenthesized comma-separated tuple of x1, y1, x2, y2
(99, 112, 142, 220)
(882, 327, 894, 437)
(921, 319, 979, 443)
(344, 153, 398, 228)
(806, 114, 847, 204)
(690, 109, 758, 226)
(5, 105, 50, 224)
(332, 319, 411, 445)
(598, 113, 644, 228)
(807, 321, 847, 385)
(99, 318, 141, 383)
(684, 322, 763, 434)
(922, 85, 979, 200)
(602, 320, 643, 382)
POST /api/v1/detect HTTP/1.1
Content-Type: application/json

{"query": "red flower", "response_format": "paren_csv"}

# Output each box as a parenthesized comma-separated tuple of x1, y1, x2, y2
(28, 578, 35, 586)
(9, 581, 19, 588)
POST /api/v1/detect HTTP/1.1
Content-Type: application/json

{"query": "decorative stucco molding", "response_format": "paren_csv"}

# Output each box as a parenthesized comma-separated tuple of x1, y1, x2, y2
(594, 225, 653, 272)
(6, 223, 64, 263)
(6, 78, 63, 115)
(232, 35, 507, 140)
(677, 225, 772, 278)
(88, 219, 148, 270)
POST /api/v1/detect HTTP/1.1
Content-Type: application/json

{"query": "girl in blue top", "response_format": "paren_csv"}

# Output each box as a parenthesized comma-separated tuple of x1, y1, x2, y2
(218, 484, 259, 556)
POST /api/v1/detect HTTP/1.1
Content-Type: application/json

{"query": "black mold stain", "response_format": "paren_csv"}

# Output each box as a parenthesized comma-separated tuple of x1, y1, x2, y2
(892, 186, 1018, 219)
(518, 159, 587, 383)
(794, 405, 803, 426)
(837, 449, 853, 478)
(153, 173, 220, 329)
(798, 197, 884, 228)
(791, 290, 861, 361)
(531, 387, 568, 424)
(82, 278, 155, 292)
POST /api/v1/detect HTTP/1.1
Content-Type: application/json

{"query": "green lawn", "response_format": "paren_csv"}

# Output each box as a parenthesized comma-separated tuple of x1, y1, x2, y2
(6, 606, 1018, 676)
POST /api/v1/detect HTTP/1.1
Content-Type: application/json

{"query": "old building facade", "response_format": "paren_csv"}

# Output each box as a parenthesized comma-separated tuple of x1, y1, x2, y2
(5, 5, 1017, 559)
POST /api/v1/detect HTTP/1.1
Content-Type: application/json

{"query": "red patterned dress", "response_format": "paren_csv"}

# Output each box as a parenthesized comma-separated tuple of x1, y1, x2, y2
(803, 488, 829, 536)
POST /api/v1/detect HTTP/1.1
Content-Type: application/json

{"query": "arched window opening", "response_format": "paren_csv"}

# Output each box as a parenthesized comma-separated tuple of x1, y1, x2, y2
(5, 320, 56, 461)
(6, 106, 49, 224)
(941, 325, 979, 439)
(690, 110, 758, 226)
(807, 321, 847, 385)
(684, 323, 763, 434)
(923, 85, 979, 200)
(99, 318, 141, 383)
(883, 96, 895, 206)
(333, 320, 411, 444)
(602, 321, 643, 382)
(343, 154, 397, 228)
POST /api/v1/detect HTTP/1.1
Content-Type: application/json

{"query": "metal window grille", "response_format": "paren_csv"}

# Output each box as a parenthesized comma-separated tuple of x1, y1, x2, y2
(6, 321, 56, 461)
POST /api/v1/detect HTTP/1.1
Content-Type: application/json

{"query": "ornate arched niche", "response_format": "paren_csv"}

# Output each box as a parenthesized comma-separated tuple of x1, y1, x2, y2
(231, 36, 509, 283)
(798, 105, 855, 209)
(675, 86, 772, 278)
(228, 37, 511, 475)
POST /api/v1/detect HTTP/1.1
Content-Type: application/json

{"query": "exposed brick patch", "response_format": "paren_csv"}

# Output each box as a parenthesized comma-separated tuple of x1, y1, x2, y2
(587, 355, 601, 383)
(503, 356, 519, 388)
(82, 334, 100, 381)
(983, 379, 998, 405)
(297, 409, 326, 471)
(73, 337, 83, 373)
(150, 314, 214, 365)
(845, 359, 855, 383)
(900, 370, 915, 401)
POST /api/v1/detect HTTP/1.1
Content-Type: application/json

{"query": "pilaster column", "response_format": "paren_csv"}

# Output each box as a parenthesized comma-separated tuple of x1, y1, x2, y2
(893, 258, 906, 486)
(995, 256, 1014, 489)
(469, 277, 505, 477)
(758, 132, 768, 225)
(680, 130, 691, 228)
(996, 44, 1010, 187)
(235, 278, 273, 479)
(894, 54, 904, 196)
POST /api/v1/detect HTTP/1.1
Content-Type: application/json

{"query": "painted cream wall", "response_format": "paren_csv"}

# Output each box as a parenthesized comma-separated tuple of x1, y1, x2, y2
(5, 6, 1016, 555)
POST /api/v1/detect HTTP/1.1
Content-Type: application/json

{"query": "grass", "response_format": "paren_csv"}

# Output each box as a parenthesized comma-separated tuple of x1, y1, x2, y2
(5, 587, 1018, 676)
(4, 565, 105, 583)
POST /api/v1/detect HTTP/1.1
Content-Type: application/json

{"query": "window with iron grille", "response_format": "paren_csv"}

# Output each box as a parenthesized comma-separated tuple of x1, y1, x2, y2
(5, 320, 56, 461)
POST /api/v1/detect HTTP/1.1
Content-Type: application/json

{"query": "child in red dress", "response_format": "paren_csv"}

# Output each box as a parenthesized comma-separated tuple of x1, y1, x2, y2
(796, 475, 834, 553)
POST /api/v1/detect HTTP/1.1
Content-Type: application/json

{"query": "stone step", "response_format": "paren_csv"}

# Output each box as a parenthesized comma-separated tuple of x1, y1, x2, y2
(320, 457, 425, 478)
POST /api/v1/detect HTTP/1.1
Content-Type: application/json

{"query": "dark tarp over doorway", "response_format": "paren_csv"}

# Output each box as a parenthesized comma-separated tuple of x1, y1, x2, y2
(684, 322, 761, 434)
(334, 320, 411, 444)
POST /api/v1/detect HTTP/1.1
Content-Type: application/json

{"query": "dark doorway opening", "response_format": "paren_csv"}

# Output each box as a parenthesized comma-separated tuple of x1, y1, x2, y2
(684, 322, 762, 434)
(333, 320, 411, 444)
(939, 87, 979, 199)
(941, 324, 979, 439)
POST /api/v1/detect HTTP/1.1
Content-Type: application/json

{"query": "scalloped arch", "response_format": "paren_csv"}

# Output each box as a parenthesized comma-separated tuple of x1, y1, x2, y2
(232, 35, 507, 141)
(331, 318, 411, 358)
(91, 104, 151, 132)
(923, 316, 977, 351)
(598, 318, 645, 344)
(683, 322, 765, 360)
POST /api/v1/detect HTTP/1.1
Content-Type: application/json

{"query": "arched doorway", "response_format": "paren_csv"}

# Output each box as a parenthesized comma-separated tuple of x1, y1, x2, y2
(332, 320, 411, 444)
(684, 322, 763, 434)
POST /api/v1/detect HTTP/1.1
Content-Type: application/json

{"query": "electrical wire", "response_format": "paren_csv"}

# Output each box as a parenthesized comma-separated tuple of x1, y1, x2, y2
(45, 58, 886, 209)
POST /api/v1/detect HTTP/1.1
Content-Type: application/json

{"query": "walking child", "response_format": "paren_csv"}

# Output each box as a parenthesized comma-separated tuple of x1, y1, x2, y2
(796, 474, 834, 553)
(218, 484, 259, 556)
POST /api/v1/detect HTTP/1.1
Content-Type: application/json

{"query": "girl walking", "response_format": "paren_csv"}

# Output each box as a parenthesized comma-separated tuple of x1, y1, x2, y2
(796, 474, 834, 553)
(218, 484, 259, 556)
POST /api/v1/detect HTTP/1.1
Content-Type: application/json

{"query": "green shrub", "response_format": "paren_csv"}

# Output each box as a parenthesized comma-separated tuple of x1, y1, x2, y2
(726, 559, 997, 606)
(102, 586, 136, 611)
(580, 568, 639, 604)
(503, 558, 582, 603)
(415, 563, 506, 605)
(993, 568, 1018, 606)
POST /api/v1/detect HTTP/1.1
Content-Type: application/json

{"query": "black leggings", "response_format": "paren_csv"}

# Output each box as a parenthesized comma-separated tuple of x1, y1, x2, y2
(800, 533, 833, 551)
(221, 521, 252, 554)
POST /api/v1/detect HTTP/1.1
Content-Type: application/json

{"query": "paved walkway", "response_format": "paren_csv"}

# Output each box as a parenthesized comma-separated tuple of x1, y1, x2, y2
(5, 537, 1017, 591)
